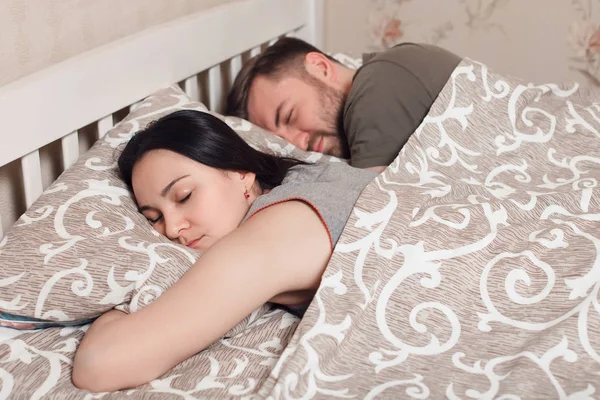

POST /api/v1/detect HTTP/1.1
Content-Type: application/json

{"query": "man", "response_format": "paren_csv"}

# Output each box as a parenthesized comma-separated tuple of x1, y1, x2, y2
(225, 38, 461, 173)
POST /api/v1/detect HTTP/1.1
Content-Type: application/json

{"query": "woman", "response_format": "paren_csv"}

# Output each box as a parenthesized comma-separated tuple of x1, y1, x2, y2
(72, 110, 377, 392)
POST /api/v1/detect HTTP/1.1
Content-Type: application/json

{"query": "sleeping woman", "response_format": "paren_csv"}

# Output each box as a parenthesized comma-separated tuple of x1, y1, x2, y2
(72, 109, 376, 392)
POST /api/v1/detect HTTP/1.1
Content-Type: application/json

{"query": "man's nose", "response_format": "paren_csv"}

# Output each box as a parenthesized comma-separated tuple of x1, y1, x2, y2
(279, 127, 309, 151)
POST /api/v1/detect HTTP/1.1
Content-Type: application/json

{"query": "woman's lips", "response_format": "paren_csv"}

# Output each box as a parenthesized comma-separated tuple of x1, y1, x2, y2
(186, 238, 201, 248)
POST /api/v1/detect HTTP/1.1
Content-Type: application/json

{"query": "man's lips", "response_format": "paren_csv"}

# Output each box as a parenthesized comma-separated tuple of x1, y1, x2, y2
(313, 137, 324, 153)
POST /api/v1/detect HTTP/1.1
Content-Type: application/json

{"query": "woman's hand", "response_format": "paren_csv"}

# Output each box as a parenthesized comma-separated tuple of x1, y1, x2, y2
(72, 200, 331, 392)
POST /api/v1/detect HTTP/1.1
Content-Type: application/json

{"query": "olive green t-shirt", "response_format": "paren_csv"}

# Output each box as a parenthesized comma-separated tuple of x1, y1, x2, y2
(343, 43, 462, 168)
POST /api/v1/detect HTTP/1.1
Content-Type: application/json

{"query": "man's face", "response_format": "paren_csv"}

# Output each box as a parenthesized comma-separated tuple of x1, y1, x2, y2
(247, 73, 349, 159)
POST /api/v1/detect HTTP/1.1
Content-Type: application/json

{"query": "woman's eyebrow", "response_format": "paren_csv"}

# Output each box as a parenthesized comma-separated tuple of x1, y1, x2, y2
(160, 175, 190, 197)
(137, 175, 191, 212)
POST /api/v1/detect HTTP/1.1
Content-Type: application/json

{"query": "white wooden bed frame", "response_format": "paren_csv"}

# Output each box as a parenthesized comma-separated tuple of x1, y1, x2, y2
(0, 0, 324, 240)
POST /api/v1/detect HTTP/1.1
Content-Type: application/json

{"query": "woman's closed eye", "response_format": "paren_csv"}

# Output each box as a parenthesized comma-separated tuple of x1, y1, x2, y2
(178, 192, 192, 203)
(148, 215, 162, 225)
(286, 108, 294, 125)
(142, 191, 192, 225)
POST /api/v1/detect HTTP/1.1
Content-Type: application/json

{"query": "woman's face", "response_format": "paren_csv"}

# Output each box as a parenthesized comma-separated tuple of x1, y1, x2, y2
(131, 149, 253, 252)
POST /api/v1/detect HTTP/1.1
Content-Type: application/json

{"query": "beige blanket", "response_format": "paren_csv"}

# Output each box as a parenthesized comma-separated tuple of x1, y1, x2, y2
(0, 307, 299, 399)
(260, 59, 600, 399)
(2, 59, 599, 399)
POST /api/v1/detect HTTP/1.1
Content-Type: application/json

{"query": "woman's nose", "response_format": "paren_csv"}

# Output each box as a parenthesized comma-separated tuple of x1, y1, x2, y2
(164, 213, 188, 240)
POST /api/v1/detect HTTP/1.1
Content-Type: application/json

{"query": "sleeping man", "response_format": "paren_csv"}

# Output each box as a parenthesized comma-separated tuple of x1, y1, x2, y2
(225, 37, 461, 173)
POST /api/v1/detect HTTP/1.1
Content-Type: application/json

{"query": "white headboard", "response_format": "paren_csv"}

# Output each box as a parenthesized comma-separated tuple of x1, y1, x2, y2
(0, 0, 324, 239)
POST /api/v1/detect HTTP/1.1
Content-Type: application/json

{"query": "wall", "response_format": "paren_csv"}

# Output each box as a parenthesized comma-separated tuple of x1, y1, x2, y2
(0, 0, 237, 86)
(324, 0, 600, 86)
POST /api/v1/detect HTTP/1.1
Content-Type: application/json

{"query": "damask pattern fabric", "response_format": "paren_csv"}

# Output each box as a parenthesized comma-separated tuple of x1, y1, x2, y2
(2, 59, 600, 398)
(0, 307, 300, 399)
(260, 59, 600, 398)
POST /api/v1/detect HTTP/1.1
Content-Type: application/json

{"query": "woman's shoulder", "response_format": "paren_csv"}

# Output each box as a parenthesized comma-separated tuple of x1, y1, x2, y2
(245, 161, 377, 246)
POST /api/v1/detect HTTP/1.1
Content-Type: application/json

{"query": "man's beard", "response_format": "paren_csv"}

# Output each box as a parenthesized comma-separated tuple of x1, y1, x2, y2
(305, 75, 350, 159)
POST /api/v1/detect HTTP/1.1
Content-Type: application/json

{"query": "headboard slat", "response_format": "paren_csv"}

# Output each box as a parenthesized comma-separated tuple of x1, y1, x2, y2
(61, 131, 80, 170)
(208, 65, 224, 113)
(250, 46, 261, 58)
(97, 116, 114, 140)
(183, 76, 200, 102)
(20, 150, 44, 208)
(230, 55, 243, 89)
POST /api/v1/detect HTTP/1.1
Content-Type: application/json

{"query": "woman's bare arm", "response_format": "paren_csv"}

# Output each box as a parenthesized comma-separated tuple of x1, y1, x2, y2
(72, 200, 330, 392)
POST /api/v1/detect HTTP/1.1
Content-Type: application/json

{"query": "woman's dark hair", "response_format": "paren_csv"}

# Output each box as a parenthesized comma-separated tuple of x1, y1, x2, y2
(117, 109, 304, 191)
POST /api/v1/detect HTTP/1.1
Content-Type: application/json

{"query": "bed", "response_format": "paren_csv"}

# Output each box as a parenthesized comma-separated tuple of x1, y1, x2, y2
(2, 0, 600, 398)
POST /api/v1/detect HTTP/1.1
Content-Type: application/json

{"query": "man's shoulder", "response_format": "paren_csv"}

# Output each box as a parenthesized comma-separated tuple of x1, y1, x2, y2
(342, 43, 463, 168)
(348, 42, 462, 100)
(361, 42, 462, 72)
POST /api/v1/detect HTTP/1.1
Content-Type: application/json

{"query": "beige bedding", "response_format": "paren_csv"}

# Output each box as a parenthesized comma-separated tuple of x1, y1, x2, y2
(0, 307, 298, 399)
(2, 58, 600, 399)
(259, 59, 600, 398)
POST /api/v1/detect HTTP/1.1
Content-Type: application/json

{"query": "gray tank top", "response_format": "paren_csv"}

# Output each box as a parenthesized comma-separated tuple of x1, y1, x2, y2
(242, 162, 377, 248)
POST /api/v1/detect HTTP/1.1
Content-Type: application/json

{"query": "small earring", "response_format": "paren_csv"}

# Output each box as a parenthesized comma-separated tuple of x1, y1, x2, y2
(244, 188, 250, 199)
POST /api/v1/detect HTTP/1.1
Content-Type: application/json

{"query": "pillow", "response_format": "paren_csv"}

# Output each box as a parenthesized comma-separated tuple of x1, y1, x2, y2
(0, 85, 337, 329)
(331, 52, 363, 70)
